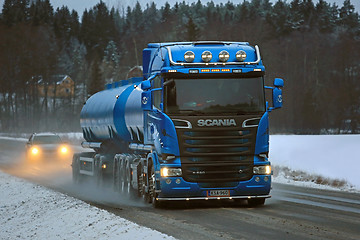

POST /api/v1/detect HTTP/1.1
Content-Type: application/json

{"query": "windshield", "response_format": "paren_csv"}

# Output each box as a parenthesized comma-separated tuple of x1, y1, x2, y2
(164, 77, 265, 115)
(33, 135, 62, 144)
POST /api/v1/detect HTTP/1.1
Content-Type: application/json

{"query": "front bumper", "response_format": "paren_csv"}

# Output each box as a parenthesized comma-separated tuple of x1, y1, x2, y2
(157, 175, 271, 201)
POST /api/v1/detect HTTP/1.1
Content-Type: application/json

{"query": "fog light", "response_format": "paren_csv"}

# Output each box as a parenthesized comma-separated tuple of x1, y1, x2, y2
(166, 179, 172, 184)
(201, 51, 212, 62)
(255, 176, 260, 182)
(264, 176, 269, 182)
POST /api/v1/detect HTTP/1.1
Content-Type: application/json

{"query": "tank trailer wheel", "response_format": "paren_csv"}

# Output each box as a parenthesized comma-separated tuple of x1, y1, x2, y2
(72, 154, 81, 184)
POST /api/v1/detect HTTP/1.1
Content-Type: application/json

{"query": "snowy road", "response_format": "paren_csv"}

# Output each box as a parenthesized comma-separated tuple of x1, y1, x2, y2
(1, 138, 360, 239)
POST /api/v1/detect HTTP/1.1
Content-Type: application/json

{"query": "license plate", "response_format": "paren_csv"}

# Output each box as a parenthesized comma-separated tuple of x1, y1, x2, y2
(207, 190, 230, 197)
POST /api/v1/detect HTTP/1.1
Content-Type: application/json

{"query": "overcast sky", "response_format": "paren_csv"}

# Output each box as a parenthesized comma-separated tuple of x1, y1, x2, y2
(0, 0, 359, 17)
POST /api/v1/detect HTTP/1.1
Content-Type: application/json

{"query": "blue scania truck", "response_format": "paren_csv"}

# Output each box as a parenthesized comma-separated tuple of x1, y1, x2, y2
(72, 41, 284, 207)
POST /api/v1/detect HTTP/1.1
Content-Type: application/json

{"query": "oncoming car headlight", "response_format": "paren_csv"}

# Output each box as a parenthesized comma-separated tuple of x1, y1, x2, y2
(59, 146, 68, 154)
(161, 167, 182, 177)
(253, 165, 271, 175)
(31, 147, 39, 155)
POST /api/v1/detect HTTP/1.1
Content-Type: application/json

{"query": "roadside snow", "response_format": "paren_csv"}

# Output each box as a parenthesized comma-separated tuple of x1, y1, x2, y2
(270, 135, 360, 191)
(0, 171, 175, 240)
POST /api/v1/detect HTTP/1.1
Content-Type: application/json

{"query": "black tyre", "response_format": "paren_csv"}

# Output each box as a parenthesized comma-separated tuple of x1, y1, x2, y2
(72, 154, 81, 184)
(113, 158, 120, 192)
(150, 166, 162, 208)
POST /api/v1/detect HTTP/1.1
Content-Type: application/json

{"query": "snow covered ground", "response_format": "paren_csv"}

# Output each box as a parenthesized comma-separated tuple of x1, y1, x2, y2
(0, 170, 175, 240)
(270, 135, 360, 191)
(1, 134, 359, 239)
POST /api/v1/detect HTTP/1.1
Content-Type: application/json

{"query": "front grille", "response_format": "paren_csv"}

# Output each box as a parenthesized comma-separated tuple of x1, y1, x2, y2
(181, 157, 253, 183)
(173, 116, 259, 183)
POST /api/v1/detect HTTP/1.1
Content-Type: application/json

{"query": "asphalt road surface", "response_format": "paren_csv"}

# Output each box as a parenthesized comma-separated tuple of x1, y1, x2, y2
(1, 137, 359, 240)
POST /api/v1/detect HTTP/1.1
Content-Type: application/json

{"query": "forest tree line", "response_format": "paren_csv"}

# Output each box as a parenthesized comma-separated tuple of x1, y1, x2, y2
(0, 0, 359, 133)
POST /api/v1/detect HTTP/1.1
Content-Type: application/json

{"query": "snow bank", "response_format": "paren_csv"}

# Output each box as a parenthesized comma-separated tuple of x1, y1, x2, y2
(270, 135, 360, 190)
(0, 171, 175, 240)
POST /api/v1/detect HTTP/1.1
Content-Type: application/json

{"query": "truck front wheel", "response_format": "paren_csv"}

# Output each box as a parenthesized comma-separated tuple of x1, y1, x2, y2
(150, 166, 162, 208)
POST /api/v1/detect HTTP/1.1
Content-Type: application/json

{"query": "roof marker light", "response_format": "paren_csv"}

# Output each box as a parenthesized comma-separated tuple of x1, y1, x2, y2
(219, 50, 230, 62)
(201, 51, 212, 62)
(184, 51, 195, 63)
(236, 50, 247, 62)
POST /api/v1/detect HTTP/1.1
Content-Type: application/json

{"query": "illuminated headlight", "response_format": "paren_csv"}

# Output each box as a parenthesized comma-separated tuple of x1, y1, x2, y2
(253, 165, 271, 175)
(60, 146, 68, 154)
(184, 51, 195, 63)
(236, 50, 247, 62)
(218, 50, 229, 62)
(201, 51, 212, 62)
(161, 167, 182, 177)
(31, 147, 39, 155)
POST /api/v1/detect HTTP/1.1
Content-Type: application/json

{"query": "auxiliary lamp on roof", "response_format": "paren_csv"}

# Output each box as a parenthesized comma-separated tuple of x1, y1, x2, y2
(201, 51, 212, 62)
(236, 50, 247, 62)
(218, 50, 230, 62)
(184, 51, 195, 63)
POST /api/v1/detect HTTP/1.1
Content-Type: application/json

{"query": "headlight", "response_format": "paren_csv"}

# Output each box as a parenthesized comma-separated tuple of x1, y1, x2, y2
(184, 51, 195, 62)
(201, 51, 212, 62)
(31, 147, 39, 155)
(161, 167, 182, 177)
(236, 50, 247, 62)
(253, 165, 271, 175)
(218, 50, 229, 62)
(59, 146, 68, 154)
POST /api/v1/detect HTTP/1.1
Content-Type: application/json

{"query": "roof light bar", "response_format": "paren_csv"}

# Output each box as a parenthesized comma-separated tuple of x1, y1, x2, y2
(166, 45, 261, 66)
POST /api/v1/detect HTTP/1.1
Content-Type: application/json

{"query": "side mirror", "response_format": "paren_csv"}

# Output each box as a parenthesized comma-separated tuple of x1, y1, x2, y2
(272, 87, 283, 109)
(141, 80, 151, 90)
(141, 91, 152, 110)
(265, 78, 284, 112)
(274, 78, 284, 88)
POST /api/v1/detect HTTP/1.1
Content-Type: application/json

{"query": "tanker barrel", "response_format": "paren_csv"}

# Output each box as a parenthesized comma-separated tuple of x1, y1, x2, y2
(81, 141, 102, 149)
(129, 143, 153, 152)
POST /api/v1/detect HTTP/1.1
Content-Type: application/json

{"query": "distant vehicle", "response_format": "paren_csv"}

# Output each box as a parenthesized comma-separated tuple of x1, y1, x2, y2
(26, 133, 71, 161)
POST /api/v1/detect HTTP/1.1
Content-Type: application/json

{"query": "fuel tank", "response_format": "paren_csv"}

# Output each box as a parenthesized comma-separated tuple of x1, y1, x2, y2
(80, 78, 144, 143)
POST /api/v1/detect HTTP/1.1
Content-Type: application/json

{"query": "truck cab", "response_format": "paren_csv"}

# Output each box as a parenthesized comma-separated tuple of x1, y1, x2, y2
(139, 41, 284, 205)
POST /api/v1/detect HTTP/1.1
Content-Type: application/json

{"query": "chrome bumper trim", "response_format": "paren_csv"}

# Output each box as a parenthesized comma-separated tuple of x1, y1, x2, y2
(156, 195, 271, 201)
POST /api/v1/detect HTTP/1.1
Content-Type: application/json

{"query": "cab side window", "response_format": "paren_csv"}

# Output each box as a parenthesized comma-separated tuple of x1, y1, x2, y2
(152, 76, 162, 109)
